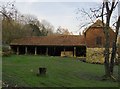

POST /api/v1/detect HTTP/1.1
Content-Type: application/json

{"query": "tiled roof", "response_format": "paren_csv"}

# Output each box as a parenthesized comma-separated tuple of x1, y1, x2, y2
(90, 19, 104, 27)
(83, 19, 115, 34)
(10, 35, 85, 46)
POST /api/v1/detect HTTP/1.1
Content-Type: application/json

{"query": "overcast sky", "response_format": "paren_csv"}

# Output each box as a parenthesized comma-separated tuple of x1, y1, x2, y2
(0, 0, 102, 2)
(0, 0, 119, 34)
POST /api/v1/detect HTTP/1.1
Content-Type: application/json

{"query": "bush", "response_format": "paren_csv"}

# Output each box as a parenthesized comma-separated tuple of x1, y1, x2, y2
(2, 46, 13, 57)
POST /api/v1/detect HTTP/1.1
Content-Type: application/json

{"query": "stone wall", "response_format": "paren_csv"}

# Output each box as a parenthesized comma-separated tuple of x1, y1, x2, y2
(86, 48, 105, 64)
(86, 47, 120, 64)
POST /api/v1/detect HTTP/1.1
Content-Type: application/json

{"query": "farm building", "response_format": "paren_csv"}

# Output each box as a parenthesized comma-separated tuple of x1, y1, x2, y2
(10, 35, 86, 57)
(83, 19, 116, 48)
(10, 19, 116, 61)
(83, 19, 116, 63)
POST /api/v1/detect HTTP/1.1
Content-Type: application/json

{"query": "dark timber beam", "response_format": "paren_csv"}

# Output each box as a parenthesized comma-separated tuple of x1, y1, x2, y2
(35, 47, 37, 55)
(46, 47, 48, 56)
(17, 46, 19, 55)
(74, 47, 76, 57)
(25, 46, 28, 55)
(64, 47, 66, 56)
(54, 47, 56, 56)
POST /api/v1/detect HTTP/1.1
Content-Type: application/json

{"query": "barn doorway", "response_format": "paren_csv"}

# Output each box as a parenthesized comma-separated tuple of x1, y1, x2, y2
(76, 46, 86, 57)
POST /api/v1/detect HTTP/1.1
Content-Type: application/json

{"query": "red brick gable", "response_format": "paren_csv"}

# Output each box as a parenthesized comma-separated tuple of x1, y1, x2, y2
(83, 19, 116, 48)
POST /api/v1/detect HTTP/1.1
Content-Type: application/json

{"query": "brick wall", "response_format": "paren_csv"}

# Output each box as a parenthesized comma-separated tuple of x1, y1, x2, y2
(85, 27, 116, 48)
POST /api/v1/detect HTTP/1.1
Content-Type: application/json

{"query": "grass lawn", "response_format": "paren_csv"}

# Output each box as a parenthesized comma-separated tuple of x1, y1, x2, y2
(2, 55, 119, 87)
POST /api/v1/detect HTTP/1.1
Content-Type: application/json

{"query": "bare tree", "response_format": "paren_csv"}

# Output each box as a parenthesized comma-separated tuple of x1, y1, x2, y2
(40, 20, 54, 35)
(0, 1, 19, 21)
(77, 0, 120, 80)
(100, 0, 120, 80)
(56, 26, 73, 35)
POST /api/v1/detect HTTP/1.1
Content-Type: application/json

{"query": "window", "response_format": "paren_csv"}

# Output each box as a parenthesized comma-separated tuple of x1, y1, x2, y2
(96, 36, 102, 45)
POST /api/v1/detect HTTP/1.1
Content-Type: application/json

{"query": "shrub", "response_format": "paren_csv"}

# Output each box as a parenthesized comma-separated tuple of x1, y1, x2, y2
(2, 46, 13, 57)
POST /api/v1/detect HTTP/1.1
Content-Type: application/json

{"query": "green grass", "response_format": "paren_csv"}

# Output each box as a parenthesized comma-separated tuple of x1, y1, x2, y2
(2, 55, 119, 87)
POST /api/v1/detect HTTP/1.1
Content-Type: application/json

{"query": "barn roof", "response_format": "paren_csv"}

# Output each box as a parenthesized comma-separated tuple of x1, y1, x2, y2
(89, 19, 104, 28)
(83, 19, 115, 34)
(10, 35, 85, 46)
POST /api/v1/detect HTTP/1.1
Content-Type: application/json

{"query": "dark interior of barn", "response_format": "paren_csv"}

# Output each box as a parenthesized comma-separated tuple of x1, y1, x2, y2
(10, 45, 86, 57)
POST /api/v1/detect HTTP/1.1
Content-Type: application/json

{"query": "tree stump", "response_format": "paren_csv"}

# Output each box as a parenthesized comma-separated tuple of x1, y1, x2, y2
(37, 67, 47, 76)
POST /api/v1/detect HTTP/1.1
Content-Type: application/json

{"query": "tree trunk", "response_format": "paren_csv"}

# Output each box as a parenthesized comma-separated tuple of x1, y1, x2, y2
(110, 41, 116, 75)
(104, 20, 111, 77)
(104, 41, 110, 77)
(110, 16, 120, 75)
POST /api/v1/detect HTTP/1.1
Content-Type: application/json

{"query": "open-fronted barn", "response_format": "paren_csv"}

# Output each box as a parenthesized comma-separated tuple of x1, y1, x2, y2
(10, 35, 86, 57)
(10, 19, 116, 61)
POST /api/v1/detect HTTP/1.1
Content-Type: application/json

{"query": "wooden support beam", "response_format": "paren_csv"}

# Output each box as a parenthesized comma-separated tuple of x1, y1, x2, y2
(25, 47, 28, 55)
(17, 46, 19, 55)
(64, 47, 66, 56)
(35, 47, 37, 55)
(74, 47, 76, 57)
(54, 47, 56, 56)
(46, 47, 48, 56)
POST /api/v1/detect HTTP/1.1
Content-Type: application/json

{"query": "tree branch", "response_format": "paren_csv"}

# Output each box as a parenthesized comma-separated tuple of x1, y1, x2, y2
(111, 0, 115, 11)
(109, 0, 118, 16)
(105, 0, 110, 12)
(0, 11, 11, 21)
(116, 16, 120, 33)
(111, 0, 118, 10)
(102, 2, 105, 34)
(81, 8, 94, 23)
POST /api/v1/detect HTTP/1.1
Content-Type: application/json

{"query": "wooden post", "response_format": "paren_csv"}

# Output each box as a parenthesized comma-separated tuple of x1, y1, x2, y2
(64, 47, 66, 56)
(17, 46, 19, 55)
(53, 47, 55, 56)
(74, 47, 76, 57)
(46, 47, 48, 56)
(25, 47, 27, 55)
(35, 47, 37, 55)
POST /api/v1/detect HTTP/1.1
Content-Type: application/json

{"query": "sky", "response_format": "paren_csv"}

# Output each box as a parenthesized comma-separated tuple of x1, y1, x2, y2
(0, 0, 119, 35)
(0, 0, 102, 2)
